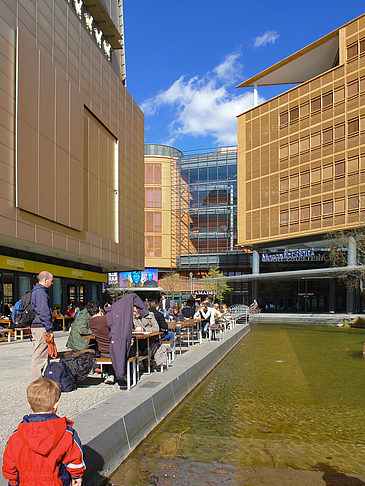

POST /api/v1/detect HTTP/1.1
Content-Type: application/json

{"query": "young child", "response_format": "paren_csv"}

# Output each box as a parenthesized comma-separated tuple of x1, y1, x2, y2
(2, 378, 85, 486)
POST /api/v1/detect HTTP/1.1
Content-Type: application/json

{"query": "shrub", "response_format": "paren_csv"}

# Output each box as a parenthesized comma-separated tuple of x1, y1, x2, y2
(350, 316, 365, 328)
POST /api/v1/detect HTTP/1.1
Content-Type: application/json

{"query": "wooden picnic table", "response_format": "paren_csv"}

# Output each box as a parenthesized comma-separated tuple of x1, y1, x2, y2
(55, 316, 74, 332)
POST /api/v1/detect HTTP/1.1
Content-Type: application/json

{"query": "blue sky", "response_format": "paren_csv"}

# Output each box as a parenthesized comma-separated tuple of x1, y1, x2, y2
(123, 1, 364, 152)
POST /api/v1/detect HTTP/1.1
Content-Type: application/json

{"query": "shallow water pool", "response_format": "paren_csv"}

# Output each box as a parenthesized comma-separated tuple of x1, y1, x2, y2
(109, 324, 365, 484)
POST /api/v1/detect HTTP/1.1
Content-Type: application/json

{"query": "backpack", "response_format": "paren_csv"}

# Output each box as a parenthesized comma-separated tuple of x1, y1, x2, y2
(43, 361, 76, 392)
(12, 289, 36, 328)
(61, 350, 96, 383)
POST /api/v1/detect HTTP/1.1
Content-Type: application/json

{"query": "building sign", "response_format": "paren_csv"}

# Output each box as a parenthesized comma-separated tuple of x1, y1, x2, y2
(261, 250, 327, 263)
(107, 269, 159, 288)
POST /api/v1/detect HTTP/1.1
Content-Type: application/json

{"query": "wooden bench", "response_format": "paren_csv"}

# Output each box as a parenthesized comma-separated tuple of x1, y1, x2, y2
(209, 325, 225, 341)
(95, 356, 138, 390)
(13, 327, 31, 341)
(0, 328, 13, 342)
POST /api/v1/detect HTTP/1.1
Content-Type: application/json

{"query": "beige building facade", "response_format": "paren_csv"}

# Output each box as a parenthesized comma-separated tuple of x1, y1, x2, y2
(0, 0, 144, 309)
(237, 14, 365, 246)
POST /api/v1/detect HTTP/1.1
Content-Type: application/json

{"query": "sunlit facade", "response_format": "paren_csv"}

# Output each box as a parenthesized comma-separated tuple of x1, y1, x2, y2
(236, 14, 365, 312)
(0, 0, 144, 311)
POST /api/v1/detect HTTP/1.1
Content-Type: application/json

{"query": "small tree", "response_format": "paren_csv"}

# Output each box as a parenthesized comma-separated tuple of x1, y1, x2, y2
(202, 267, 232, 303)
(327, 228, 365, 290)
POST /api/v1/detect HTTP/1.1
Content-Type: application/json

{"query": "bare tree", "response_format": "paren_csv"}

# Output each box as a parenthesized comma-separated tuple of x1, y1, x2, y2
(327, 228, 365, 290)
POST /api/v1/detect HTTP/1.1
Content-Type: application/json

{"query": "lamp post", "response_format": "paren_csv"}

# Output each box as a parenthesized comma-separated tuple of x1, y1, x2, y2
(189, 272, 193, 294)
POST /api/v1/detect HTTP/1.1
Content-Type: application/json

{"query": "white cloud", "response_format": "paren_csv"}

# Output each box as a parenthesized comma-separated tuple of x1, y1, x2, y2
(254, 30, 279, 48)
(141, 53, 264, 146)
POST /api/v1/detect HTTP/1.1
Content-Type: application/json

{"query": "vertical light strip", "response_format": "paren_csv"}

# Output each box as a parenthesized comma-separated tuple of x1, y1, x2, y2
(114, 139, 119, 243)
(14, 26, 19, 208)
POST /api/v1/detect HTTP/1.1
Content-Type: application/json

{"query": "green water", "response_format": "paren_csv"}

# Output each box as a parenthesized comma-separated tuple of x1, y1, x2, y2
(110, 324, 365, 484)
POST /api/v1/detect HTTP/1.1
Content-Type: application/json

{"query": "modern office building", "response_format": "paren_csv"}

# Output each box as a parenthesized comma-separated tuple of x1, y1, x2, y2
(144, 144, 250, 302)
(236, 13, 365, 312)
(0, 0, 144, 311)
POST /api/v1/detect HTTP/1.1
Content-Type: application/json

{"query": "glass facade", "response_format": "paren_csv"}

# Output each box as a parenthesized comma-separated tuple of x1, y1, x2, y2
(173, 148, 238, 268)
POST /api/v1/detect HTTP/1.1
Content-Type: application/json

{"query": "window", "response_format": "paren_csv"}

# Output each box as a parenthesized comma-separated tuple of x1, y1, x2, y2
(348, 118, 359, 135)
(311, 132, 321, 148)
(311, 97, 321, 112)
(280, 111, 288, 126)
(335, 160, 345, 177)
(334, 87, 345, 103)
(290, 174, 299, 190)
(311, 203, 321, 219)
(279, 177, 289, 192)
(323, 200, 333, 216)
(311, 168, 321, 184)
(280, 210, 289, 225)
(360, 38, 365, 55)
(323, 128, 333, 144)
(145, 212, 162, 232)
(279, 145, 289, 159)
(348, 80, 359, 97)
(290, 140, 299, 155)
(348, 156, 359, 173)
(290, 208, 299, 223)
(300, 137, 310, 152)
(348, 195, 359, 211)
(335, 198, 345, 213)
(300, 171, 310, 186)
(145, 188, 162, 208)
(300, 102, 309, 116)
(300, 206, 310, 221)
(322, 92, 333, 108)
(290, 107, 299, 122)
(145, 236, 162, 257)
(145, 163, 161, 184)
(335, 123, 345, 139)
(323, 164, 333, 180)
(347, 43, 358, 60)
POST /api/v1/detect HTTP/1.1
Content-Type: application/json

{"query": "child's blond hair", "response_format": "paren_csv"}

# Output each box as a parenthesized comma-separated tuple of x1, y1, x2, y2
(27, 378, 61, 413)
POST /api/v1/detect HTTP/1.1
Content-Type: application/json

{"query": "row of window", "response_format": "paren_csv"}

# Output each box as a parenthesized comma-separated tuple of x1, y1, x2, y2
(279, 195, 361, 226)
(279, 79, 362, 127)
(145, 236, 162, 257)
(279, 118, 360, 159)
(279, 156, 362, 192)
(145, 163, 162, 184)
(145, 212, 162, 233)
(347, 37, 365, 60)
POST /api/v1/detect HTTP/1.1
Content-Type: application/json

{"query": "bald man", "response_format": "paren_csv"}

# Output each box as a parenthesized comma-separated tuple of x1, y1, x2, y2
(30, 271, 54, 380)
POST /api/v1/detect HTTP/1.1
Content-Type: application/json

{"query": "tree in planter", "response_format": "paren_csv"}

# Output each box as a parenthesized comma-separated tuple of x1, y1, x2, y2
(202, 267, 232, 303)
(327, 228, 365, 291)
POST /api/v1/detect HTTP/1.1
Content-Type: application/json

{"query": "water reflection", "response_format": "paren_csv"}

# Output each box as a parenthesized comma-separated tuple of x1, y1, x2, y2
(110, 324, 365, 484)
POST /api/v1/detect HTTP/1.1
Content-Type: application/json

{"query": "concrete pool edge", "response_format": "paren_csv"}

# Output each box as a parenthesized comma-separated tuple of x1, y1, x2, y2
(75, 324, 250, 485)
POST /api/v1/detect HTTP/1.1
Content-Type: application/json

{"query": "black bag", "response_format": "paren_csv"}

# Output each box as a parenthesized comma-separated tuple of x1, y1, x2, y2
(13, 290, 36, 328)
(61, 350, 96, 383)
(43, 361, 76, 392)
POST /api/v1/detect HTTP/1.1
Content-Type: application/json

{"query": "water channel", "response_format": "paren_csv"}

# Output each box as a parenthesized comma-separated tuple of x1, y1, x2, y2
(109, 324, 365, 485)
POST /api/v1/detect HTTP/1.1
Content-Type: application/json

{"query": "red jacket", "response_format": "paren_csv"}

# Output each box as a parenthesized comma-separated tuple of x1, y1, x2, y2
(2, 413, 85, 486)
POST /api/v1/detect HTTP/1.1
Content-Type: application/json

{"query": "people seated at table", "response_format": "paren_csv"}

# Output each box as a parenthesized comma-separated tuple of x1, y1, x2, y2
(221, 303, 230, 314)
(51, 306, 61, 323)
(194, 302, 215, 338)
(169, 304, 184, 322)
(213, 303, 223, 320)
(73, 306, 81, 319)
(66, 306, 92, 352)
(181, 298, 195, 319)
(149, 300, 175, 345)
(132, 306, 167, 367)
(86, 301, 116, 384)
(64, 305, 74, 317)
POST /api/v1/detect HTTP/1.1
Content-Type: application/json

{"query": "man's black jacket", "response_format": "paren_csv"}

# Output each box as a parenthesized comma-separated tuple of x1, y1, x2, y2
(149, 307, 168, 333)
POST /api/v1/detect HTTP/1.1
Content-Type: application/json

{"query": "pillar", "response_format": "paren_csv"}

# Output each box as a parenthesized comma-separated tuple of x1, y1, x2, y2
(346, 236, 356, 313)
(329, 278, 336, 313)
(252, 249, 259, 300)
